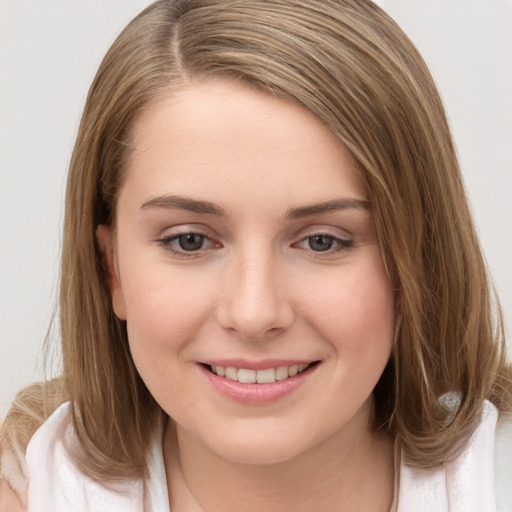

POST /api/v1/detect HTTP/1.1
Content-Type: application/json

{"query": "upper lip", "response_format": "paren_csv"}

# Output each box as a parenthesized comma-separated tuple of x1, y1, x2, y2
(200, 359, 318, 371)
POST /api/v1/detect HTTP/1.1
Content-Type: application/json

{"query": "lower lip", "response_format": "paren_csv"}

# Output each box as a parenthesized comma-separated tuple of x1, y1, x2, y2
(199, 364, 317, 405)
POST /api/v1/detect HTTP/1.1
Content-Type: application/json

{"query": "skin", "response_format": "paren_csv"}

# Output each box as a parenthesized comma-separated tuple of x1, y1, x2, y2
(98, 79, 396, 511)
(0, 480, 24, 512)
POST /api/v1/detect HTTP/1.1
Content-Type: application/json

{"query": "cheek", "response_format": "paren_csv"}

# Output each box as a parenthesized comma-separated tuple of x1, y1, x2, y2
(118, 262, 217, 360)
(300, 257, 395, 358)
(121, 275, 216, 402)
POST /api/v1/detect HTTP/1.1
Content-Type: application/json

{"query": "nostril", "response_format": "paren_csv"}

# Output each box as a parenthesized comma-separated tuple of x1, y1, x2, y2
(215, 270, 294, 340)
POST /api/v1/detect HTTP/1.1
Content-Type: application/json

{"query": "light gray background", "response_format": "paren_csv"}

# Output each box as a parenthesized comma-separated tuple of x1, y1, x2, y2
(1, 0, 511, 417)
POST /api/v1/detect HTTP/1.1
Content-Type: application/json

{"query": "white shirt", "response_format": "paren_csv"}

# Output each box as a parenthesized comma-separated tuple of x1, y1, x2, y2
(23, 401, 512, 512)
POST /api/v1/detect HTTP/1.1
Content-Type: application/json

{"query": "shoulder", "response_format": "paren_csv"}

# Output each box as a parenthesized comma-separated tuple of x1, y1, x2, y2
(1, 402, 75, 511)
(495, 410, 512, 511)
(0, 425, 26, 512)
(0, 378, 68, 508)
(397, 401, 510, 511)
(0, 420, 30, 511)
(25, 402, 146, 511)
(0, 479, 25, 512)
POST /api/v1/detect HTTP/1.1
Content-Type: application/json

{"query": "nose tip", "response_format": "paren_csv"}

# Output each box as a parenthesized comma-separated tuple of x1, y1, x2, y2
(216, 257, 294, 341)
(226, 298, 292, 342)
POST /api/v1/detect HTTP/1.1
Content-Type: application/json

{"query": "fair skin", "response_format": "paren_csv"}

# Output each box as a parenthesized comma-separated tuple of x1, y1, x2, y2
(0, 435, 24, 512)
(98, 79, 395, 511)
(0, 480, 24, 512)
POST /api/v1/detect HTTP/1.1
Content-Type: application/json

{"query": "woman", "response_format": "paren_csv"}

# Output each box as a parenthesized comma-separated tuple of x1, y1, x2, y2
(1, 0, 511, 510)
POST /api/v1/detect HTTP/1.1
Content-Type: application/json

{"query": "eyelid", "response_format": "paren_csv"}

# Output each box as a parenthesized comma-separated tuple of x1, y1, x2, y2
(293, 234, 353, 250)
(154, 222, 221, 241)
(153, 224, 355, 258)
(154, 224, 222, 258)
(292, 224, 352, 241)
(291, 226, 354, 254)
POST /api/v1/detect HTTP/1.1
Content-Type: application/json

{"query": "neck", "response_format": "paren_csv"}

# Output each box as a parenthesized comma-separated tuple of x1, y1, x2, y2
(164, 405, 395, 512)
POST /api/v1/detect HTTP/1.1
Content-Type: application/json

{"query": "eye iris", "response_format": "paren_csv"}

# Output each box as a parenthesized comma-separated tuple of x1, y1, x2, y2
(178, 234, 204, 251)
(308, 235, 334, 252)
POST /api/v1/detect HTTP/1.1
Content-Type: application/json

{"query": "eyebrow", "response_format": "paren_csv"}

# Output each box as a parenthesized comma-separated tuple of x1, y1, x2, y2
(140, 195, 229, 217)
(285, 198, 371, 219)
(140, 194, 370, 219)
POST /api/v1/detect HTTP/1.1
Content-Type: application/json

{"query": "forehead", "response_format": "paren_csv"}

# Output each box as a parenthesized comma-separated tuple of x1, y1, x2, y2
(121, 79, 367, 211)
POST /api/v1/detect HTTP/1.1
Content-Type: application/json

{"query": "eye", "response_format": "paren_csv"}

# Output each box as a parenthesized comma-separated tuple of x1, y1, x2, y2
(307, 235, 336, 252)
(176, 233, 208, 251)
(294, 233, 353, 253)
(156, 231, 220, 257)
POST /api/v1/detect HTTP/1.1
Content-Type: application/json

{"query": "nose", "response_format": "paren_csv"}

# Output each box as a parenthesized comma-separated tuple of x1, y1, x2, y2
(216, 250, 294, 341)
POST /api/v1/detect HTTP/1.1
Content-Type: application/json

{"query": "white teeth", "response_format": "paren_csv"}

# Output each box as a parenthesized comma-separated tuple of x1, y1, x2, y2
(275, 366, 289, 381)
(238, 369, 256, 384)
(210, 363, 312, 383)
(225, 367, 238, 381)
(256, 368, 276, 384)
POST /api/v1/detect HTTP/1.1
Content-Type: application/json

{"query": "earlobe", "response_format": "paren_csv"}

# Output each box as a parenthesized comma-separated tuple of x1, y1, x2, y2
(96, 224, 127, 320)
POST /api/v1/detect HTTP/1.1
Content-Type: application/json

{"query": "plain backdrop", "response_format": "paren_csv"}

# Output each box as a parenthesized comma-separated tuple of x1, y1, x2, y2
(1, 0, 511, 417)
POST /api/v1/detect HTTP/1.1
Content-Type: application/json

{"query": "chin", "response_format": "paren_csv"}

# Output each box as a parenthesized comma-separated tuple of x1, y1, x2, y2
(197, 420, 322, 466)
(214, 438, 306, 466)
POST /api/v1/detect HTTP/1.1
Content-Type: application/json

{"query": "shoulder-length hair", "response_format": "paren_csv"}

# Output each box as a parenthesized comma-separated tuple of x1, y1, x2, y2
(4, 0, 511, 482)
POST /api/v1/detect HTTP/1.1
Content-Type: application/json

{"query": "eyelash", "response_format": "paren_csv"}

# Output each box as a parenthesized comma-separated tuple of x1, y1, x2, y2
(156, 231, 354, 259)
(156, 232, 219, 259)
(293, 233, 354, 254)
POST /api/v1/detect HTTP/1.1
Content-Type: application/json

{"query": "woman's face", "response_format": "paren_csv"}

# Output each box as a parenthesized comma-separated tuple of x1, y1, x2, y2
(98, 79, 395, 464)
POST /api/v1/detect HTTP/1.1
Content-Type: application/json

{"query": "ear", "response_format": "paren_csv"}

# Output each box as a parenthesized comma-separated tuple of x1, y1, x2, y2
(96, 224, 127, 320)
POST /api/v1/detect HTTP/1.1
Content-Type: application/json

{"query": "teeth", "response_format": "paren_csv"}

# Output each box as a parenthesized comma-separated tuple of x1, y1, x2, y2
(210, 363, 312, 383)
(256, 368, 275, 384)
(238, 369, 256, 384)
(225, 367, 237, 381)
(275, 366, 289, 381)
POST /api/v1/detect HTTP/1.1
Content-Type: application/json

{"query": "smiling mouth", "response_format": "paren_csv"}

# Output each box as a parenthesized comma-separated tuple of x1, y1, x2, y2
(206, 362, 319, 384)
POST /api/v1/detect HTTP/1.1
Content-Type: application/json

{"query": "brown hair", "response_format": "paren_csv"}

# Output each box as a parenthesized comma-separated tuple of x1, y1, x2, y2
(2, 0, 511, 483)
